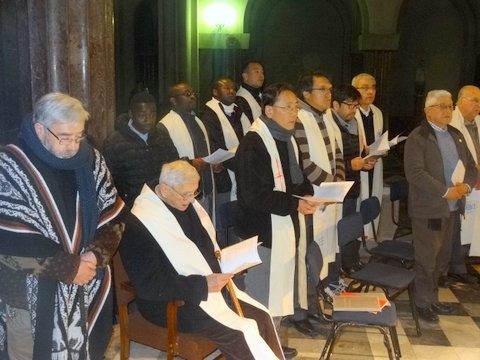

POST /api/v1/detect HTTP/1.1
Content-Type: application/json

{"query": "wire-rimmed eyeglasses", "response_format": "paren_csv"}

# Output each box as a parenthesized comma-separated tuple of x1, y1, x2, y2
(46, 127, 87, 145)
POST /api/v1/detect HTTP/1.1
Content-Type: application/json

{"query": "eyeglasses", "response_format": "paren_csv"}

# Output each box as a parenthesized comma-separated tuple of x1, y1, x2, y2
(311, 87, 332, 93)
(46, 127, 86, 145)
(356, 85, 376, 91)
(341, 102, 360, 110)
(428, 104, 454, 111)
(166, 184, 201, 200)
(273, 104, 300, 113)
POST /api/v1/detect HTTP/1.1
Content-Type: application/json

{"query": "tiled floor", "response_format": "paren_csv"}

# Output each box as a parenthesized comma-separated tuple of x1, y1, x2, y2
(105, 191, 480, 359)
(105, 266, 480, 359)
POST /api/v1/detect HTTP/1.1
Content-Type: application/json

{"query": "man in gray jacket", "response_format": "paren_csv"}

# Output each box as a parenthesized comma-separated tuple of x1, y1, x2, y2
(404, 89, 477, 323)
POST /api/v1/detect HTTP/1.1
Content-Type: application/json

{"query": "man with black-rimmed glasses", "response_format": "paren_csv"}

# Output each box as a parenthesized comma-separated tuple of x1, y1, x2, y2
(331, 85, 376, 274)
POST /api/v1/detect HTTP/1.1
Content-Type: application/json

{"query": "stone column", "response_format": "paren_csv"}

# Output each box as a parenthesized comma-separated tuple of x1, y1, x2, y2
(1, 0, 115, 147)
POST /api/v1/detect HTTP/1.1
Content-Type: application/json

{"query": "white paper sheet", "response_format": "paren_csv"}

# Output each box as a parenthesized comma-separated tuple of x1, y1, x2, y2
(293, 181, 354, 203)
(388, 134, 408, 146)
(202, 148, 236, 164)
(363, 131, 390, 159)
(218, 236, 261, 274)
(451, 160, 465, 184)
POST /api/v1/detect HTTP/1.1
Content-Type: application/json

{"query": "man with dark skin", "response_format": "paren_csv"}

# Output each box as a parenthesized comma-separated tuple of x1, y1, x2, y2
(104, 91, 179, 207)
(202, 78, 251, 246)
(160, 83, 217, 221)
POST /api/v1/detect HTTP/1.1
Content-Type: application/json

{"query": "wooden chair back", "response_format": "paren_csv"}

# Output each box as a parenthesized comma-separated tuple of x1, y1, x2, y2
(112, 252, 218, 360)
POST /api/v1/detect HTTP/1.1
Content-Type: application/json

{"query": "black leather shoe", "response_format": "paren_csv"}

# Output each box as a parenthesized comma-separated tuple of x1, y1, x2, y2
(438, 275, 456, 288)
(448, 272, 478, 284)
(416, 306, 439, 323)
(281, 345, 298, 359)
(431, 302, 453, 314)
(292, 319, 320, 337)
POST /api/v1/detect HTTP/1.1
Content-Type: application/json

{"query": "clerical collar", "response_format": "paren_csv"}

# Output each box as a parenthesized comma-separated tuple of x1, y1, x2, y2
(128, 119, 149, 142)
(359, 106, 371, 117)
(428, 121, 448, 133)
(219, 102, 236, 116)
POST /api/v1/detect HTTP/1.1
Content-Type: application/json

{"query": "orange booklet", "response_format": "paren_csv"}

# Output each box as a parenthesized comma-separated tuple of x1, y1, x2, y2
(333, 292, 390, 312)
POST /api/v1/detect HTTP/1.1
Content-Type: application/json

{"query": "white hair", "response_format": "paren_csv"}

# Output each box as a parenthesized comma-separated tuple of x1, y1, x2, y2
(159, 160, 200, 187)
(351, 73, 375, 87)
(425, 90, 452, 107)
(33, 92, 90, 127)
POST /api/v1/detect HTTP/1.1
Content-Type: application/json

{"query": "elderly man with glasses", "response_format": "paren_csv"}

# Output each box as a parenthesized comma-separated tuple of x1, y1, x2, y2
(404, 90, 477, 322)
(352, 73, 385, 239)
(0, 92, 125, 359)
(160, 82, 217, 222)
(119, 160, 284, 360)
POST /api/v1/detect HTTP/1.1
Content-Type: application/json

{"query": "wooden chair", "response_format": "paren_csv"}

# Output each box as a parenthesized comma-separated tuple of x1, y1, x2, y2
(112, 252, 219, 360)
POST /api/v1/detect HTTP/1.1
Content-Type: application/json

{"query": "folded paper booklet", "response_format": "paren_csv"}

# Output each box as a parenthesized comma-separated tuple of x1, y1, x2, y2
(451, 159, 465, 185)
(363, 131, 390, 160)
(333, 292, 390, 312)
(202, 148, 236, 164)
(293, 181, 354, 203)
(218, 236, 261, 274)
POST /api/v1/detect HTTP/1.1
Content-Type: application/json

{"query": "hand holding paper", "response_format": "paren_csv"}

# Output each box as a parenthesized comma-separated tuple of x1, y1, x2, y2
(294, 181, 354, 203)
(363, 131, 390, 160)
(451, 160, 465, 185)
(202, 148, 236, 164)
(218, 236, 262, 274)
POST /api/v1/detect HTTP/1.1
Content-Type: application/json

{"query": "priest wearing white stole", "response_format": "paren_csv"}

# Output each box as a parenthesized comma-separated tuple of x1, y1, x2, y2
(331, 85, 376, 274)
(202, 78, 251, 246)
(119, 160, 283, 360)
(352, 73, 384, 239)
(293, 71, 346, 332)
(235, 83, 318, 355)
(160, 83, 216, 223)
(236, 61, 265, 123)
(445, 85, 480, 284)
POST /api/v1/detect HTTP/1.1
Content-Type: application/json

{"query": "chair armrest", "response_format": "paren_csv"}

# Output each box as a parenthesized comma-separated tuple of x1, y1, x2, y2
(120, 281, 135, 293)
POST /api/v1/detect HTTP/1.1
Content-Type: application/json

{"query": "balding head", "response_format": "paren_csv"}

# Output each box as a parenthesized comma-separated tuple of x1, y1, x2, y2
(457, 85, 480, 122)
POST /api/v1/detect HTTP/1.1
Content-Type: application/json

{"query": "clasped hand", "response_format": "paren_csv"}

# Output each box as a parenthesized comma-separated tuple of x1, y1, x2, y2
(445, 184, 469, 200)
(72, 251, 97, 286)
